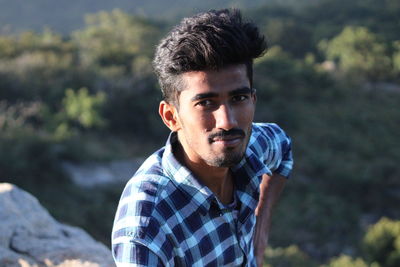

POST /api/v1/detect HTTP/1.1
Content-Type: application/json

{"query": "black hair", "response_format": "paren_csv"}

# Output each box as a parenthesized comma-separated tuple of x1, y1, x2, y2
(153, 9, 267, 104)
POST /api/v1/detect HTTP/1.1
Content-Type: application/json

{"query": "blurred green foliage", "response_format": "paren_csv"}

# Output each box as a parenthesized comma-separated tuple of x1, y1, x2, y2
(0, 0, 399, 265)
(321, 255, 377, 267)
(319, 26, 392, 81)
(363, 218, 400, 267)
(264, 245, 317, 267)
(63, 88, 106, 129)
(73, 9, 161, 70)
(266, 218, 400, 267)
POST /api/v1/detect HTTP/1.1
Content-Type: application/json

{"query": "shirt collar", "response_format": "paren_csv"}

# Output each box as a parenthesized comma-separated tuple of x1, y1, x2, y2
(161, 132, 214, 214)
(161, 129, 270, 215)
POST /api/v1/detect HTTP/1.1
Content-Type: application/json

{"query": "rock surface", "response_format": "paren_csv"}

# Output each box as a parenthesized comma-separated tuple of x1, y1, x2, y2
(0, 183, 115, 267)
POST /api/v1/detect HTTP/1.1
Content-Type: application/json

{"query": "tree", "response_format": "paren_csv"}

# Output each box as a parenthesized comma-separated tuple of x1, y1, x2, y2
(72, 9, 161, 73)
(264, 245, 317, 267)
(392, 41, 400, 75)
(363, 217, 400, 267)
(62, 87, 106, 129)
(321, 255, 378, 267)
(319, 26, 391, 81)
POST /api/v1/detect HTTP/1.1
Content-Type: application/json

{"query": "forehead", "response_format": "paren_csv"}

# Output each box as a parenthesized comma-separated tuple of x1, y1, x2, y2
(179, 64, 250, 96)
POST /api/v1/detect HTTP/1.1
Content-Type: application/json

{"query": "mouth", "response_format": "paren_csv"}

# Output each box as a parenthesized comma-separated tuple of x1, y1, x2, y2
(211, 135, 244, 147)
(209, 129, 245, 147)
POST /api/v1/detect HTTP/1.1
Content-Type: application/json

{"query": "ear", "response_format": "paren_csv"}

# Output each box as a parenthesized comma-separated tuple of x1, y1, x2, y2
(159, 100, 181, 132)
(251, 89, 257, 104)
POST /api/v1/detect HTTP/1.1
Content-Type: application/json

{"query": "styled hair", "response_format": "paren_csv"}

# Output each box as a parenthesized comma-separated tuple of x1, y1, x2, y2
(153, 9, 267, 104)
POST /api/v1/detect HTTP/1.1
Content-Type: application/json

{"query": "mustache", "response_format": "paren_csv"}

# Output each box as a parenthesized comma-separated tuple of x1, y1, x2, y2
(208, 128, 245, 141)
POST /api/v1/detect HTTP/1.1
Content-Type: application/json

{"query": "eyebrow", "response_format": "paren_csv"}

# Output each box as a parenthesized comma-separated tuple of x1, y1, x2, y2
(191, 92, 219, 102)
(190, 87, 253, 102)
(229, 87, 253, 96)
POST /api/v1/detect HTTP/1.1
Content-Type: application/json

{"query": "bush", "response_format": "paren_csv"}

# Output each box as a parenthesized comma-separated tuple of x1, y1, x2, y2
(321, 255, 379, 267)
(318, 26, 392, 81)
(264, 245, 317, 267)
(363, 218, 400, 267)
(63, 87, 107, 129)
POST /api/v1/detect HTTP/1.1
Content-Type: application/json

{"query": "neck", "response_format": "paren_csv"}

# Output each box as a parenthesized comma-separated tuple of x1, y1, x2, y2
(174, 143, 234, 204)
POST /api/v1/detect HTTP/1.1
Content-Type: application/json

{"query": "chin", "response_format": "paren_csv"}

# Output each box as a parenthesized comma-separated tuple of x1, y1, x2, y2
(207, 152, 245, 168)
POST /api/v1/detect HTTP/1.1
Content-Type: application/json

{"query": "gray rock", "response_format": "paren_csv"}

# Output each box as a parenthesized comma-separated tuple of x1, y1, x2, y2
(0, 183, 115, 267)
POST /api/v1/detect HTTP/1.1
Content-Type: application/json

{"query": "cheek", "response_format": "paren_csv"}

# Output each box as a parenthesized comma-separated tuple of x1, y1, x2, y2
(238, 105, 255, 124)
(197, 113, 216, 132)
(180, 111, 212, 138)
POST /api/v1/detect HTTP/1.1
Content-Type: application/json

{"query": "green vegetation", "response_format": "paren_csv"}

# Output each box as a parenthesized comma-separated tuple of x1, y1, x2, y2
(319, 26, 392, 81)
(266, 218, 400, 267)
(1, 0, 399, 265)
(362, 218, 400, 267)
(264, 245, 317, 267)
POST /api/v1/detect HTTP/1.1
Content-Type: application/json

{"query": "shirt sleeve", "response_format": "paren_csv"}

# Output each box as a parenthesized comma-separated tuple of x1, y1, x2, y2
(274, 133, 293, 178)
(269, 123, 293, 178)
(112, 176, 167, 267)
(113, 241, 165, 267)
(252, 123, 293, 178)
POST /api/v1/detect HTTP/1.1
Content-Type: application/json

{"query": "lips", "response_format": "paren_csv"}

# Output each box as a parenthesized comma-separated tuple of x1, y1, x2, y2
(210, 135, 244, 148)
(208, 129, 246, 146)
(212, 135, 243, 142)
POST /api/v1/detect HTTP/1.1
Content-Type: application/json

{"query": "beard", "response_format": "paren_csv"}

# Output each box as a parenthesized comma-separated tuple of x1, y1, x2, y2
(205, 147, 245, 167)
(177, 121, 253, 168)
(204, 127, 251, 167)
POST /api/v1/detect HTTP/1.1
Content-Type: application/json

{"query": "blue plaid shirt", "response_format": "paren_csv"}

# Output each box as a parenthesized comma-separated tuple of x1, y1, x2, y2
(112, 123, 293, 267)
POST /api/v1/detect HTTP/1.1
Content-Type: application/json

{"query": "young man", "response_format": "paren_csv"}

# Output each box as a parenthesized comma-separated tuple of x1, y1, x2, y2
(112, 9, 293, 267)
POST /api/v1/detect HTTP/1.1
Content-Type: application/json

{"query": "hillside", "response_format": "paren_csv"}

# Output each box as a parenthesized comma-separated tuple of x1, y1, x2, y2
(0, 0, 318, 34)
(1, 0, 399, 265)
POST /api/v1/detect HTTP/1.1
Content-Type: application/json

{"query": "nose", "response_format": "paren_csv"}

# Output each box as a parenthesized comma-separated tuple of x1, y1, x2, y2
(214, 104, 238, 131)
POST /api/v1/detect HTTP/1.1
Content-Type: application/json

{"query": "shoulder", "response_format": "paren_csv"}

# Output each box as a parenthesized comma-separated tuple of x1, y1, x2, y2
(247, 122, 293, 176)
(248, 123, 291, 153)
(115, 148, 171, 225)
(112, 148, 172, 235)
(112, 149, 176, 263)
(251, 122, 290, 141)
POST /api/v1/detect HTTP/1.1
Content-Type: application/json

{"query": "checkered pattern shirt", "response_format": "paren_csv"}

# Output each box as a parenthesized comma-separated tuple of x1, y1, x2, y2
(112, 123, 293, 267)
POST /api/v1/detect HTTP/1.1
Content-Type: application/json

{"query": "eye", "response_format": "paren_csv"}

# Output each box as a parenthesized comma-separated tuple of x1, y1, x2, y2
(196, 99, 214, 107)
(232, 95, 249, 102)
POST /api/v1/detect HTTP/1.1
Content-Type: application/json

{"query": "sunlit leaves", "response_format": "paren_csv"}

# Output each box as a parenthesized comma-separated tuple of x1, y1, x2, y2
(363, 218, 400, 267)
(63, 88, 106, 129)
(319, 26, 391, 81)
(72, 9, 160, 70)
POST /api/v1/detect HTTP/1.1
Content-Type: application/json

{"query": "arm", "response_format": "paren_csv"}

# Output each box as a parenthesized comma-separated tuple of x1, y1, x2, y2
(254, 173, 287, 267)
(113, 241, 165, 267)
(112, 179, 166, 267)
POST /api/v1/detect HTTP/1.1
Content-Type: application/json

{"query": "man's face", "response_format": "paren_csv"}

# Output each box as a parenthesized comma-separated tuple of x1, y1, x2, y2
(172, 64, 256, 168)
